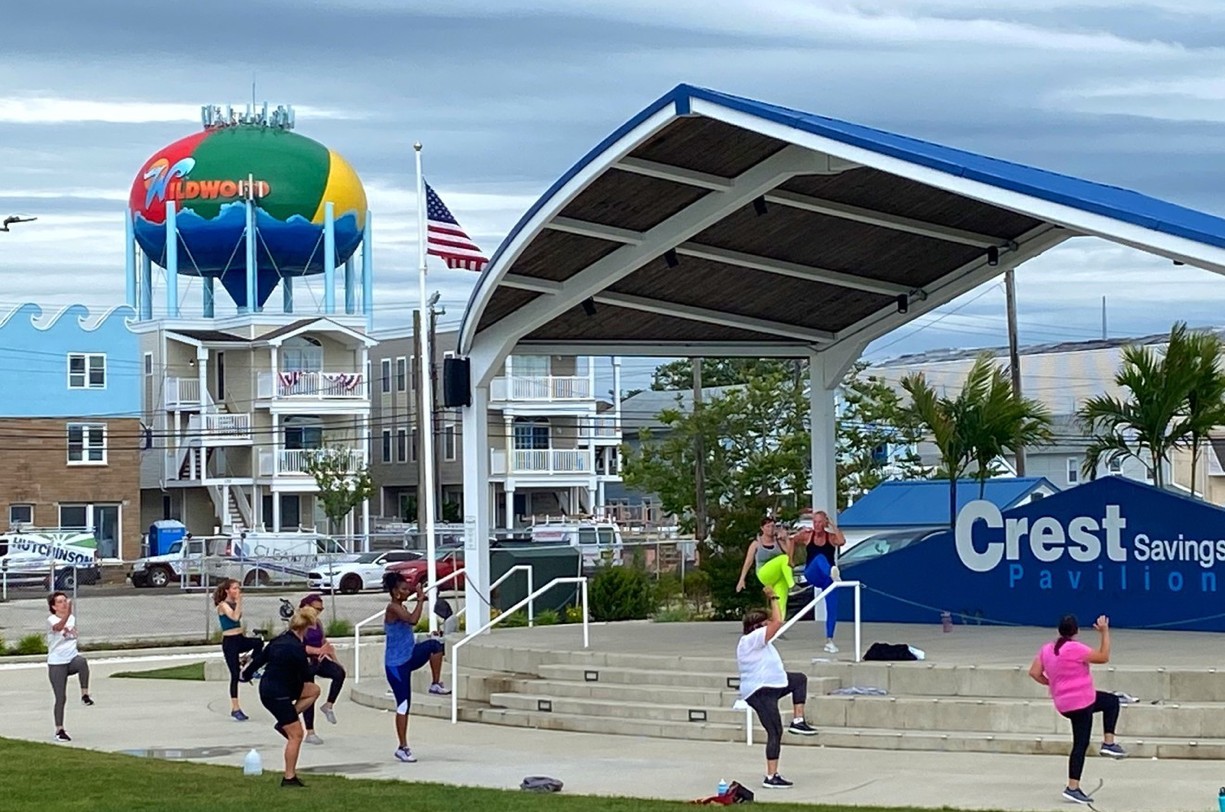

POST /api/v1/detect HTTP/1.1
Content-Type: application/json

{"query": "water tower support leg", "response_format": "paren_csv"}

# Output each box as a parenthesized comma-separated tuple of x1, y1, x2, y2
(323, 202, 336, 315)
(165, 202, 179, 318)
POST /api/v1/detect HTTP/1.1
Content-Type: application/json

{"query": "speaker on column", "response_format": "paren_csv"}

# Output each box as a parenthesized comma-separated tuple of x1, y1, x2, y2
(442, 357, 472, 407)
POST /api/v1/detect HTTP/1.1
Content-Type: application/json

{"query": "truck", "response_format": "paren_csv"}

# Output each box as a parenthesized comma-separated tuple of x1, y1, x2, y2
(129, 531, 348, 588)
(0, 529, 103, 590)
(529, 518, 624, 570)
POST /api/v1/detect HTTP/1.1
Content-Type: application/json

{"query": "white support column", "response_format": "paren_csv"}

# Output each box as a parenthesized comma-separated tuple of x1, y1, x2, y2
(462, 384, 492, 634)
(272, 490, 282, 532)
(271, 412, 280, 481)
(252, 484, 261, 531)
(361, 498, 371, 552)
(196, 348, 209, 411)
(221, 484, 231, 531)
(504, 485, 515, 531)
(808, 352, 838, 513)
(269, 346, 279, 398)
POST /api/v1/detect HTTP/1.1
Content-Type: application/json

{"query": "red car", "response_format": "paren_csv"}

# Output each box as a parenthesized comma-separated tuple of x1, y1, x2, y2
(386, 549, 465, 591)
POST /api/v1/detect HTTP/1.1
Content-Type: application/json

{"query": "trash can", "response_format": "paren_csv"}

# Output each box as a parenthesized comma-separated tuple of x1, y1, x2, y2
(490, 543, 582, 614)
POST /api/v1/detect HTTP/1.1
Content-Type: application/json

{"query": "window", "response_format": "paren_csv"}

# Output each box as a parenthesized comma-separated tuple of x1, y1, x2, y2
(284, 425, 323, 450)
(57, 503, 121, 558)
(282, 336, 323, 372)
(396, 357, 407, 391)
(381, 430, 392, 463)
(67, 423, 106, 464)
(144, 353, 153, 375)
(380, 359, 392, 393)
(1066, 457, 1080, 485)
(67, 353, 106, 389)
(410, 355, 418, 390)
(410, 429, 418, 463)
(396, 428, 407, 463)
(514, 355, 550, 377)
(1107, 457, 1123, 475)
(444, 425, 457, 461)
(513, 417, 550, 450)
(9, 504, 32, 528)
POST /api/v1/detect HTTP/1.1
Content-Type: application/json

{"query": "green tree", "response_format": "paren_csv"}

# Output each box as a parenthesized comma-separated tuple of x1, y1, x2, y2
(1079, 322, 1225, 490)
(303, 446, 375, 534)
(837, 363, 927, 506)
(649, 358, 797, 390)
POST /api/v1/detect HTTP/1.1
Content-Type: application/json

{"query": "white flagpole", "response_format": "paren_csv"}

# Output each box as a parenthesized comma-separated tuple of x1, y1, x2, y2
(414, 142, 438, 633)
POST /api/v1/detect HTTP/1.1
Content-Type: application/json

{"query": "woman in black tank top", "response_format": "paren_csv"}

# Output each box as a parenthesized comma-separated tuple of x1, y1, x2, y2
(794, 510, 845, 654)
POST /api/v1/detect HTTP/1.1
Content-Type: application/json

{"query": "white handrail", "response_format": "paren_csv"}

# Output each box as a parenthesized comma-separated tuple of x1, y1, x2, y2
(352, 609, 385, 685)
(425, 566, 465, 595)
(488, 565, 534, 627)
(775, 579, 862, 662)
(451, 576, 588, 724)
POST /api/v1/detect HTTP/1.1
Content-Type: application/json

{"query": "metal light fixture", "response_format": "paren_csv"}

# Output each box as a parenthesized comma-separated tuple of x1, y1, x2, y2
(664, 249, 679, 268)
(987, 246, 1000, 267)
(752, 197, 768, 216)
(896, 294, 909, 314)
(581, 298, 597, 317)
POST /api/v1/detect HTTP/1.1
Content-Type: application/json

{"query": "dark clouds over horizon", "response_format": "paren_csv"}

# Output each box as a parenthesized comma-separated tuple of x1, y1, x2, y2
(2, 1, 1225, 385)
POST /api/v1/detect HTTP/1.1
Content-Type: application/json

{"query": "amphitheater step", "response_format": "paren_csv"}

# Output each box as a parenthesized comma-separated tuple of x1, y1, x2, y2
(536, 663, 841, 693)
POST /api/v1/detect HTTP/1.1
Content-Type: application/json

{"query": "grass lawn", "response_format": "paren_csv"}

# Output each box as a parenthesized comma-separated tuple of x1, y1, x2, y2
(0, 736, 937, 812)
(110, 662, 205, 681)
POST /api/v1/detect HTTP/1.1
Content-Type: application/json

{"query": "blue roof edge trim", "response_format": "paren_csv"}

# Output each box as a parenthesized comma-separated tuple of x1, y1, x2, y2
(461, 82, 1225, 349)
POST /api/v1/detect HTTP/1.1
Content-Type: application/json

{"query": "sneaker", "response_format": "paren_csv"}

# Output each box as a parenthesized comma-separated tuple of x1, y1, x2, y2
(304, 732, 324, 745)
(830, 565, 841, 581)
(762, 774, 794, 789)
(321, 704, 337, 725)
(428, 683, 451, 696)
(231, 710, 249, 722)
(53, 729, 71, 743)
(1100, 742, 1127, 758)
(394, 746, 417, 763)
(1062, 787, 1093, 805)
(280, 776, 306, 788)
(81, 695, 94, 706)
(824, 641, 839, 654)
(788, 720, 818, 736)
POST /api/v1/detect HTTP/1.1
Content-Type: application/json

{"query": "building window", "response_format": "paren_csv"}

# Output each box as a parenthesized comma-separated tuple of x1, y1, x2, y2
(67, 423, 106, 464)
(444, 425, 457, 461)
(9, 504, 33, 528)
(396, 428, 407, 463)
(282, 336, 323, 372)
(514, 355, 550, 377)
(67, 353, 106, 389)
(59, 503, 121, 559)
(410, 355, 417, 390)
(143, 353, 153, 375)
(380, 359, 391, 394)
(284, 424, 323, 450)
(1107, 457, 1123, 475)
(513, 417, 550, 450)
(410, 429, 418, 463)
(381, 430, 392, 463)
(396, 357, 407, 392)
(1067, 457, 1080, 485)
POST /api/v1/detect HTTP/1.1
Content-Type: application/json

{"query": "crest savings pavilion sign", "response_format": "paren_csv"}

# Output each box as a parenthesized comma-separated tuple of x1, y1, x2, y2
(841, 477, 1225, 631)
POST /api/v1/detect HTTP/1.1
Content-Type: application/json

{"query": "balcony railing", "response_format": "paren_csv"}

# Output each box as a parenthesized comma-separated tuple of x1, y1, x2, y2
(491, 448, 591, 475)
(257, 371, 368, 400)
(203, 412, 251, 442)
(165, 377, 201, 408)
(257, 448, 366, 476)
(491, 375, 592, 402)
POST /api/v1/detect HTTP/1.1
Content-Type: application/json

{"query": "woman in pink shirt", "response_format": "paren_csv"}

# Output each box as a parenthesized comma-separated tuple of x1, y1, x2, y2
(1028, 614, 1126, 805)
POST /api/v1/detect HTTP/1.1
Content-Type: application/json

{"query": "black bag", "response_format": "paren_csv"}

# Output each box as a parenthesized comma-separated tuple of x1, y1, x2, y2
(863, 642, 917, 661)
(728, 781, 755, 803)
(520, 775, 563, 793)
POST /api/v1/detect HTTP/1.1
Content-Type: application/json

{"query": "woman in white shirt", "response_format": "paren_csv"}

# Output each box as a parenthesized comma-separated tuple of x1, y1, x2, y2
(47, 591, 92, 742)
(736, 586, 817, 789)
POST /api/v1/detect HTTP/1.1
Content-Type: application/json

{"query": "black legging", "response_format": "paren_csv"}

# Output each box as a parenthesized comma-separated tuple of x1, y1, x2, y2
(1061, 690, 1120, 781)
(302, 659, 347, 729)
(222, 634, 264, 699)
(745, 671, 808, 760)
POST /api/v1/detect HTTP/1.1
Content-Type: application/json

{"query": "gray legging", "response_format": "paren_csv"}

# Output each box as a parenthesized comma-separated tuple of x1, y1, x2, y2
(49, 656, 90, 728)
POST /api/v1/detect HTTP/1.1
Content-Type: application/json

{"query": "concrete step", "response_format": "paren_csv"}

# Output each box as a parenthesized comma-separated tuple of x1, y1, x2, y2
(506, 678, 748, 706)
(535, 663, 763, 691)
(491, 691, 774, 726)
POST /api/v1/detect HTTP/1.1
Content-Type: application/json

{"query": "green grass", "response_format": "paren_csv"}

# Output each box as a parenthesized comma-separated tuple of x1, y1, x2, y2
(0, 736, 940, 812)
(110, 662, 205, 681)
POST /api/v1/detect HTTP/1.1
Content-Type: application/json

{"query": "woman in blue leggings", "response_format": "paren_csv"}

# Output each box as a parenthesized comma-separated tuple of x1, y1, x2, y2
(795, 510, 845, 654)
(382, 571, 450, 763)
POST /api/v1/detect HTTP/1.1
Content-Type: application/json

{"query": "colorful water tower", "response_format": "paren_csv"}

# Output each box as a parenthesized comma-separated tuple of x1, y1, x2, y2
(124, 103, 373, 325)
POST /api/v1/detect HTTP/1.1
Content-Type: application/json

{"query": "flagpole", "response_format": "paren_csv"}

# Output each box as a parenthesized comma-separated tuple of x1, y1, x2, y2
(414, 141, 438, 633)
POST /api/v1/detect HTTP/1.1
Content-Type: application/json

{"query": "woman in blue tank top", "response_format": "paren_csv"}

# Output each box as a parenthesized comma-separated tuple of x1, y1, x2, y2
(382, 571, 450, 764)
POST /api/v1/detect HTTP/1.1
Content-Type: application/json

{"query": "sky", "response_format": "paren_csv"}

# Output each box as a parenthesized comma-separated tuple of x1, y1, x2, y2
(2, 1, 1225, 391)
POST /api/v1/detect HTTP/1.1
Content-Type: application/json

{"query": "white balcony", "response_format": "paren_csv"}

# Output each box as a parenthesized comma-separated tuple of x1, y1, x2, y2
(165, 377, 201, 409)
(257, 370, 368, 400)
(189, 412, 252, 445)
(491, 375, 592, 402)
(258, 447, 366, 476)
(491, 448, 591, 476)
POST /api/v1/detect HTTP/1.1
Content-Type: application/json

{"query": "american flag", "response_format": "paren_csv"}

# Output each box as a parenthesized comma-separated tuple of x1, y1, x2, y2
(425, 182, 489, 272)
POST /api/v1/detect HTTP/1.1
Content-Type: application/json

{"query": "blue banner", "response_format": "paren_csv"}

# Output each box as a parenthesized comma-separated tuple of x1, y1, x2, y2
(842, 477, 1225, 631)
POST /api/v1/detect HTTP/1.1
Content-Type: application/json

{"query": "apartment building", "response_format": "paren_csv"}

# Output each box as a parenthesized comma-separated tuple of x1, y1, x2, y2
(0, 304, 142, 560)
(369, 327, 624, 529)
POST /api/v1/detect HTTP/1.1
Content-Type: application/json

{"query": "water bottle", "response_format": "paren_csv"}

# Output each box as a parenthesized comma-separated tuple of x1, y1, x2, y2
(243, 748, 262, 776)
(941, 611, 952, 633)
(717, 778, 729, 796)
(1217, 786, 1225, 812)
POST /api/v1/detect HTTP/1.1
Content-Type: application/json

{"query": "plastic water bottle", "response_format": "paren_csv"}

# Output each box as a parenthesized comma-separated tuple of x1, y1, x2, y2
(243, 748, 262, 776)
(717, 778, 729, 796)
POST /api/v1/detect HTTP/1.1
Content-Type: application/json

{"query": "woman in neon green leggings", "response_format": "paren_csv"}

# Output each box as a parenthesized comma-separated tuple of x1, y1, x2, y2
(737, 517, 794, 619)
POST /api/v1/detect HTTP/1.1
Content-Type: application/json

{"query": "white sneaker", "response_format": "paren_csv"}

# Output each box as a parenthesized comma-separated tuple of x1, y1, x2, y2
(824, 641, 839, 654)
(428, 682, 451, 696)
(830, 565, 841, 581)
(304, 732, 324, 745)
(394, 746, 417, 763)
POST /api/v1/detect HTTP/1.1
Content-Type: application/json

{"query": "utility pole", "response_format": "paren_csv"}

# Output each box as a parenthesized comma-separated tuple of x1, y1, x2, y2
(692, 358, 707, 542)
(1004, 269, 1026, 476)
(412, 308, 425, 523)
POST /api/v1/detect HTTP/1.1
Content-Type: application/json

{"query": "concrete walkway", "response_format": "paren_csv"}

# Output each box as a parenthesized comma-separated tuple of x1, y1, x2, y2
(0, 648, 1214, 811)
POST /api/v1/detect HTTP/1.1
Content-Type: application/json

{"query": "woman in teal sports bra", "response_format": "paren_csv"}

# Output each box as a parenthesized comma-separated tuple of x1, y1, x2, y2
(214, 578, 264, 722)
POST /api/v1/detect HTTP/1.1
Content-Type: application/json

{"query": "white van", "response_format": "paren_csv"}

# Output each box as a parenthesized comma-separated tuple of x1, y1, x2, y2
(530, 519, 624, 570)
(0, 530, 101, 589)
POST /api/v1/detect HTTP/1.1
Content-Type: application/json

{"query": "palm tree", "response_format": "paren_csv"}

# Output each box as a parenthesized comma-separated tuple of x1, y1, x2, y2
(1078, 322, 1211, 488)
(902, 355, 1051, 524)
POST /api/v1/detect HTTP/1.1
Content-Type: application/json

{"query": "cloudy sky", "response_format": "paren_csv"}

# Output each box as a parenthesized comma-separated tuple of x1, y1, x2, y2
(2, 0, 1225, 387)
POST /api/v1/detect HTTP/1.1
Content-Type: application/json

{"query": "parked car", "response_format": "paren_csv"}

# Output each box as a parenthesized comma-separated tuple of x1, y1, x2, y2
(835, 529, 943, 571)
(307, 550, 424, 593)
(386, 548, 465, 591)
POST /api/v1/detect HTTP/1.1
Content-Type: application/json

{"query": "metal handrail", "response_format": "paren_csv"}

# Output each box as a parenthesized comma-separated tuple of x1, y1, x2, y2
(451, 576, 588, 723)
(352, 609, 385, 685)
(775, 579, 862, 662)
(488, 565, 534, 627)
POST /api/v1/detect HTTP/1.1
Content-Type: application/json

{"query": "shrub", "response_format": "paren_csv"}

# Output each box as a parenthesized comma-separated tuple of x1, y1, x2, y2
(589, 566, 657, 621)
(15, 634, 47, 655)
(325, 617, 354, 638)
(653, 573, 682, 607)
(534, 608, 560, 626)
(497, 611, 530, 628)
(652, 606, 696, 623)
(701, 507, 767, 620)
(563, 605, 585, 624)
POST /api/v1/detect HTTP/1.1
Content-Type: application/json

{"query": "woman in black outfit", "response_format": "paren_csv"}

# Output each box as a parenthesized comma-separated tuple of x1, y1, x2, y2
(214, 578, 264, 721)
(241, 605, 321, 787)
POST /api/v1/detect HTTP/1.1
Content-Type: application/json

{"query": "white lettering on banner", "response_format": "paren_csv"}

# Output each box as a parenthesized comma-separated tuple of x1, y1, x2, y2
(955, 500, 1129, 572)
(8, 537, 95, 566)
